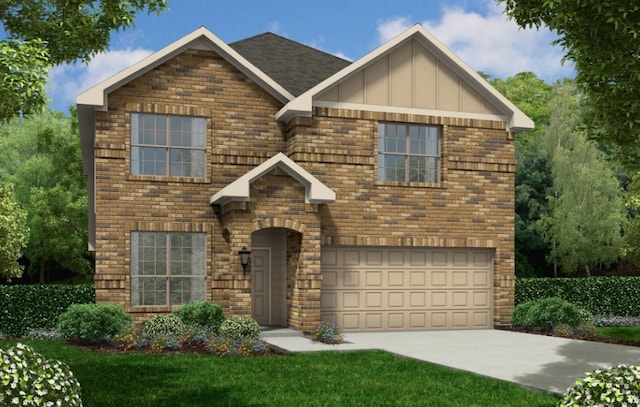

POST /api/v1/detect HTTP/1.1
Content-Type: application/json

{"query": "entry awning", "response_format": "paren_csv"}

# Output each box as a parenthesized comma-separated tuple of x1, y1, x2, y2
(209, 152, 336, 206)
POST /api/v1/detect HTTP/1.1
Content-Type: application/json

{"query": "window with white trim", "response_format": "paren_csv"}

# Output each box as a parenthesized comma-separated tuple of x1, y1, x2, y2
(131, 232, 206, 306)
(378, 122, 441, 183)
(131, 113, 206, 177)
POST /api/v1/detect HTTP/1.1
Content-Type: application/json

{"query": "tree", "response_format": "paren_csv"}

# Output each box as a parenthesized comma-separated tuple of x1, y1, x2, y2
(0, 0, 167, 121)
(491, 73, 554, 277)
(0, 183, 29, 280)
(539, 82, 625, 276)
(0, 109, 91, 282)
(498, 0, 640, 168)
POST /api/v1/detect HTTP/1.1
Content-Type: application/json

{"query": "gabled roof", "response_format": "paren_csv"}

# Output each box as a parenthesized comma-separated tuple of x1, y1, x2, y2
(230, 33, 351, 97)
(76, 26, 294, 110)
(210, 152, 336, 206)
(276, 24, 534, 133)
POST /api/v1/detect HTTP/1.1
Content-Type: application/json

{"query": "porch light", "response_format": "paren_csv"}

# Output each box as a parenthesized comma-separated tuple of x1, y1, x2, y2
(238, 246, 251, 275)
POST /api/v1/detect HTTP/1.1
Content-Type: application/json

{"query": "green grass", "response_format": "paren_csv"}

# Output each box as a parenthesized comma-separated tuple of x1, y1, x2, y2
(1, 340, 559, 407)
(596, 326, 640, 343)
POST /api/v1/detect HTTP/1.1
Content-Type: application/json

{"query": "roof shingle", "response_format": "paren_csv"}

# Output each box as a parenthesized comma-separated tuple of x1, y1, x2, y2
(230, 32, 351, 97)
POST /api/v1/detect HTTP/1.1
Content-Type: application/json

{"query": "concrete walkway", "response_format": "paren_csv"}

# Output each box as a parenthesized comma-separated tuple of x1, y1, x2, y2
(261, 328, 640, 395)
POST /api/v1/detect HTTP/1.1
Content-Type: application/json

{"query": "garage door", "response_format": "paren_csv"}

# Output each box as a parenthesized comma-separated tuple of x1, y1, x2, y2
(321, 247, 493, 331)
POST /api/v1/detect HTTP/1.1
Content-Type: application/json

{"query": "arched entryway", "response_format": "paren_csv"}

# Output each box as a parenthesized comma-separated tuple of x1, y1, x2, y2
(251, 228, 301, 326)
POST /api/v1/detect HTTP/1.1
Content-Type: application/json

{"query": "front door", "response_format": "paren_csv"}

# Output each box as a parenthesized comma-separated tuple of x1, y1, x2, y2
(251, 228, 287, 326)
(251, 248, 271, 325)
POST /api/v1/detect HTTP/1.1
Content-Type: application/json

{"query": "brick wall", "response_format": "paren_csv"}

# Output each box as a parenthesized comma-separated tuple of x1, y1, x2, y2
(92, 47, 516, 328)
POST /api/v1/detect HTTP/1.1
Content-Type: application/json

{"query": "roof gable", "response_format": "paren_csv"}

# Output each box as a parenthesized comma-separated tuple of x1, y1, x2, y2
(76, 26, 294, 110)
(276, 24, 534, 133)
(230, 33, 351, 97)
(210, 153, 336, 206)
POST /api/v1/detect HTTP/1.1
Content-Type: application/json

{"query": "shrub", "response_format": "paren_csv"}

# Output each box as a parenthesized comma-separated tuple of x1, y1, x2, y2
(219, 316, 260, 340)
(516, 277, 640, 317)
(558, 364, 640, 406)
(510, 301, 536, 328)
(57, 303, 132, 343)
(0, 284, 95, 337)
(174, 301, 225, 332)
(143, 315, 186, 337)
(0, 343, 83, 406)
(511, 297, 583, 331)
(313, 321, 343, 344)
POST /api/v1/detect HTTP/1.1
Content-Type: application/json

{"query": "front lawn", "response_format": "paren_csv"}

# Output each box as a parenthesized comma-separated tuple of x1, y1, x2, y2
(1, 340, 559, 406)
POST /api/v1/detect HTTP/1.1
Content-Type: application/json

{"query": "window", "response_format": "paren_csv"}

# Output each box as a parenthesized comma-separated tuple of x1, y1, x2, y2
(131, 113, 206, 177)
(131, 232, 206, 306)
(378, 123, 440, 183)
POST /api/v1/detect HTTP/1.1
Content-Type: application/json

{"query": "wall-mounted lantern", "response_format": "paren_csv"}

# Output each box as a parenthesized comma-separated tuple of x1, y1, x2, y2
(238, 246, 251, 275)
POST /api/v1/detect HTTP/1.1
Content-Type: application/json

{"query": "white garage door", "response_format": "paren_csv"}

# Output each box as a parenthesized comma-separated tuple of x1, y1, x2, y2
(321, 247, 493, 331)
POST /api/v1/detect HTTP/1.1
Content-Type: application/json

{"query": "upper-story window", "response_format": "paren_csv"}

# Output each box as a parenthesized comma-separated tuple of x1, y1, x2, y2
(131, 113, 206, 177)
(378, 122, 441, 183)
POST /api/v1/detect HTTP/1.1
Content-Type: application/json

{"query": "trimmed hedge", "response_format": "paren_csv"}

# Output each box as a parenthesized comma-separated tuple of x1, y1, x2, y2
(516, 277, 640, 317)
(0, 284, 95, 337)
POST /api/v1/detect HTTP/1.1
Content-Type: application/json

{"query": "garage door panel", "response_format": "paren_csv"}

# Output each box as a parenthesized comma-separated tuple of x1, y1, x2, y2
(366, 250, 383, 265)
(365, 270, 383, 286)
(344, 250, 361, 265)
(388, 271, 404, 286)
(343, 292, 360, 308)
(321, 249, 339, 266)
(366, 292, 383, 307)
(321, 247, 493, 331)
(388, 291, 405, 307)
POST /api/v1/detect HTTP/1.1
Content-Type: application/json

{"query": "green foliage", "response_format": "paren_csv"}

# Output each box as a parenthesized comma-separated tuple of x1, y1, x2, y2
(491, 73, 554, 277)
(0, 0, 167, 121)
(57, 303, 131, 343)
(510, 297, 583, 331)
(510, 301, 536, 328)
(558, 364, 640, 406)
(0, 342, 82, 406)
(173, 301, 225, 332)
(0, 39, 49, 121)
(623, 173, 640, 267)
(143, 315, 186, 337)
(498, 0, 640, 169)
(516, 277, 640, 317)
(0, 110, 93, 282)
(0, 284, 94, 337)
(0, 182, 29, 280)
(219, 316, 261, 340)
(313, 321, 343, 344)
(538, 81, 625, 276)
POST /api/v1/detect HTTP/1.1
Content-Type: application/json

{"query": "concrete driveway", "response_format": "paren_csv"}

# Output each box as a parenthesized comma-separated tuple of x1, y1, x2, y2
(261, 328, 640, 395)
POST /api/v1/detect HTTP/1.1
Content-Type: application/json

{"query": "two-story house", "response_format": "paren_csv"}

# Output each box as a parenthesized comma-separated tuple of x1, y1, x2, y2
(77, 24, 533, 332)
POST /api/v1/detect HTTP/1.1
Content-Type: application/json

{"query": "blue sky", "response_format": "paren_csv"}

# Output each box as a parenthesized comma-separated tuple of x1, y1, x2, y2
(48, 0, 574, 112)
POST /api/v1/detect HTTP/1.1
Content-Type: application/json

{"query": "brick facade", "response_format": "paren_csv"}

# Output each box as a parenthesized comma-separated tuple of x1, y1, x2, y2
(89, 44, 516, 330)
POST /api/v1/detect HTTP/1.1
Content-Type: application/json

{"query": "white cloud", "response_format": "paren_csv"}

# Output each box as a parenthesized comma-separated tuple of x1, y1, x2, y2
(375, 2, 574, 82)
(48, 48, 153, 111)
(377, 16, 413, 43)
